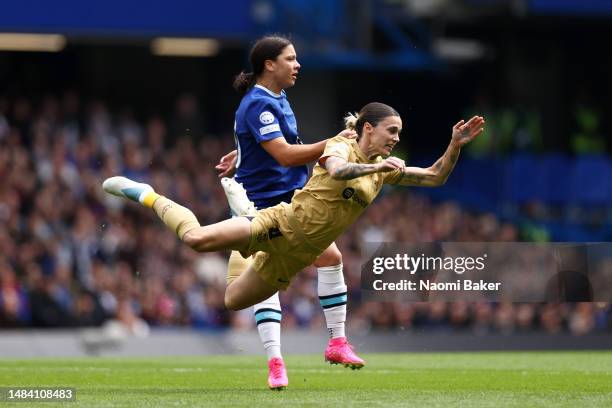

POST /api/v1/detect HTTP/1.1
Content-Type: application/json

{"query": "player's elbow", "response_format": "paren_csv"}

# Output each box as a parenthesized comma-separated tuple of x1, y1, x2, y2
(436, 176, 448, 186)
(427, 167, 447, 186)
(271, 149, 294, 167)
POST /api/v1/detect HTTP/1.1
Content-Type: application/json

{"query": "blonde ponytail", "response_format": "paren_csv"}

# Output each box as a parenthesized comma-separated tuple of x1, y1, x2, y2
(344, 112, 359, 130)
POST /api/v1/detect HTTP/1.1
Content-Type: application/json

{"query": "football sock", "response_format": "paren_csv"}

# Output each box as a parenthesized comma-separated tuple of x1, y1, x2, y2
(149, 195, 200, 240)
(140, 190, 160, 208)
(254, 292, 282, 361)
(318, 264, 347, 339)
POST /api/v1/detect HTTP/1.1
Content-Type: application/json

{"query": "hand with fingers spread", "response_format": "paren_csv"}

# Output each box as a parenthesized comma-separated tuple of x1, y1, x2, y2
(451, 116, 485, 147)
(215, 150, 238, 178)
(377, 156, 405, 173)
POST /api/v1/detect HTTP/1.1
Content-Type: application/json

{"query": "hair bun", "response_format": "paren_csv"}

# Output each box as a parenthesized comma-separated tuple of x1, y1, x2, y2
(343, 112, 359, 130)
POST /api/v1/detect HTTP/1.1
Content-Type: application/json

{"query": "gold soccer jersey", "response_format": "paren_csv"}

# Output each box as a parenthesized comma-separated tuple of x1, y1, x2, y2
(290, 136, 402, 250)
(244, 136, 402, 289)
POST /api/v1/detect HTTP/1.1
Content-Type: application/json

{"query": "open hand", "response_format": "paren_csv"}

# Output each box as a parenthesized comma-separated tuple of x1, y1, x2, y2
(451, 116, 485, 147)
(215, 150, 237, 178)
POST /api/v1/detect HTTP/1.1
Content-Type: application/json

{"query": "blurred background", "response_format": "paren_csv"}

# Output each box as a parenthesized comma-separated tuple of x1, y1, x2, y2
(0, 0, 611, 354)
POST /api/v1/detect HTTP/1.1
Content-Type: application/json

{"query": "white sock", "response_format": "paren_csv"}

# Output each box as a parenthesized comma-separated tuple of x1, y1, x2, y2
(253, 292, 282, 361)
(318, 264, 347, 339)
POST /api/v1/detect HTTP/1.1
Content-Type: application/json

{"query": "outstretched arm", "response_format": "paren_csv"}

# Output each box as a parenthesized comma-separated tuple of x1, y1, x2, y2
(323, 155, 405, 180)
(396, 116, 484, 187)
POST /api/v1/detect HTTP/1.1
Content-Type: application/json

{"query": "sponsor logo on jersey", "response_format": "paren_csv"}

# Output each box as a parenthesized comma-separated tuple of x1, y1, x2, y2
(268, 227, 282, 239)
(259, 111, 275, 125)
(342, 187, 368, 208)
(342, 187, 355, 199)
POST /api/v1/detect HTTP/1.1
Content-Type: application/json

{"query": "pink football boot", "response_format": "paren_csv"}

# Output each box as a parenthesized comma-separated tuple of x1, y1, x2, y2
(324, 337, 365, 369)
(267, 357, 288, 390)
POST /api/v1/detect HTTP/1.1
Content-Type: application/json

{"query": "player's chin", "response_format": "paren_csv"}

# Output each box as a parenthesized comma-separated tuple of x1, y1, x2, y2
(381, 147, 393, 157)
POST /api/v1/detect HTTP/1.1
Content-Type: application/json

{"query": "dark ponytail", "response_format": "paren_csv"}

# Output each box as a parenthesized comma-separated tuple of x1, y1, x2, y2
(232, 35, 293, 95)
(233, 72, 256, 95)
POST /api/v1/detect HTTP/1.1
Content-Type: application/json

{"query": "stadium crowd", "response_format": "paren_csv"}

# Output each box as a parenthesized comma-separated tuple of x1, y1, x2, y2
(0, 93, 610, 335)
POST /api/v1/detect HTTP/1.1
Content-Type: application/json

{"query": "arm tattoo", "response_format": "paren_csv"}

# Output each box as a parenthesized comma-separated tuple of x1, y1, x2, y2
(433, 148, 460, 183)
(398, 145, 461, 186)
(399, 170, 425, 185)
(331, 162, 379, 180)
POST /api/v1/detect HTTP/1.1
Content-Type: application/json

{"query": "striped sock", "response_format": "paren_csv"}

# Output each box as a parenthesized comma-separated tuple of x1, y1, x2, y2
(140, 191, 161, 208)
(318, 264, 347, 339)
(254, 292, 282, 361)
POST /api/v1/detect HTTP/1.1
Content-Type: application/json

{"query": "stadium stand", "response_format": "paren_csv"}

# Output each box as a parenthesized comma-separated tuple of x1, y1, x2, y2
(0, 94, 610, 334)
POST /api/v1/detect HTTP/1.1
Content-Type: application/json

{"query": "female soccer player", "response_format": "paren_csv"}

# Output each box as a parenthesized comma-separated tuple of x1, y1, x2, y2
(216, 35, 362, 389)
(103, 100, 484, 353)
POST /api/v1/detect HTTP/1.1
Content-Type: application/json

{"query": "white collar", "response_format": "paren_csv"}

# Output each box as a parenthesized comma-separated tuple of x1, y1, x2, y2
(255, 84, 282, 98)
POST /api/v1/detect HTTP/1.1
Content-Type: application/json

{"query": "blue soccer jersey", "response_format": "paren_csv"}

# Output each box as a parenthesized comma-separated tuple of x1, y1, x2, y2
(234, 85, 308, 208)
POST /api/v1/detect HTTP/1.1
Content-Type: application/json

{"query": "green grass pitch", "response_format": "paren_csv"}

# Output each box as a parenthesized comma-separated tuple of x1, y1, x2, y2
(1, 352, 611, 407)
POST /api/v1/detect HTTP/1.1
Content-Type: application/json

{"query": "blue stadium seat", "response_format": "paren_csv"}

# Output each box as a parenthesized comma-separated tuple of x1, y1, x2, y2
(539, 154, 572, 205)
(502, 153, 542, 204)
(569, 156, 611, 206)
(455, 158, 502, 211)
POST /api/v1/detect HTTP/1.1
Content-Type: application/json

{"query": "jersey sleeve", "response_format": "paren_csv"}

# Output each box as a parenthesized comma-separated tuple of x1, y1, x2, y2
(245, 100, 284, 143)
(320, 137, 351, 162)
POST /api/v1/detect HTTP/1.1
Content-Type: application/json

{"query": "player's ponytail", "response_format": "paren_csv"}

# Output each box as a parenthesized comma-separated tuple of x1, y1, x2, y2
(344, 112, 359, 131)
(233, 35, 293, 95)
(233, 71, 256, 95)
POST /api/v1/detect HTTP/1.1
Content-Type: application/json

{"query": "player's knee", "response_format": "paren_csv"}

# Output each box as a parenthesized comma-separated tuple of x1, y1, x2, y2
(315, 246, 342, 267)
(182, 229, 202, 250)
(183, 228, 213, 252)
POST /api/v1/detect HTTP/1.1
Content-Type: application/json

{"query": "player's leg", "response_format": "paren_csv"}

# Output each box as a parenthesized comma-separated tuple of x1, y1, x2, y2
(104, 176, 279, 309)
(254, 292, 287, 390)
(228, 251, 287, 390)
(222, 179, 287, 389)
(224, 263, 278, 311)
(314, 242, 365, 369)
(102, 176, 251, 253)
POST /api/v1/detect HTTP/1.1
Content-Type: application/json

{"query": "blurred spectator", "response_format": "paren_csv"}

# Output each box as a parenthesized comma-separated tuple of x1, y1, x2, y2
(171, 93, 205, 143)
(0, 259, 30, 326)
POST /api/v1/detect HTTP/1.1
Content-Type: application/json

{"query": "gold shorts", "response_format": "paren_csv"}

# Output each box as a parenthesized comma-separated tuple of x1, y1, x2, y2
(227, 251, 252, 284)
(243, 203, 321, 290)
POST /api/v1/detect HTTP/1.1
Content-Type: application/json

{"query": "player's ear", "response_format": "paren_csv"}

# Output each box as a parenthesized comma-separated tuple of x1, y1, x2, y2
(264, 59, 276, 72)
(363, 122, 373, 135)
